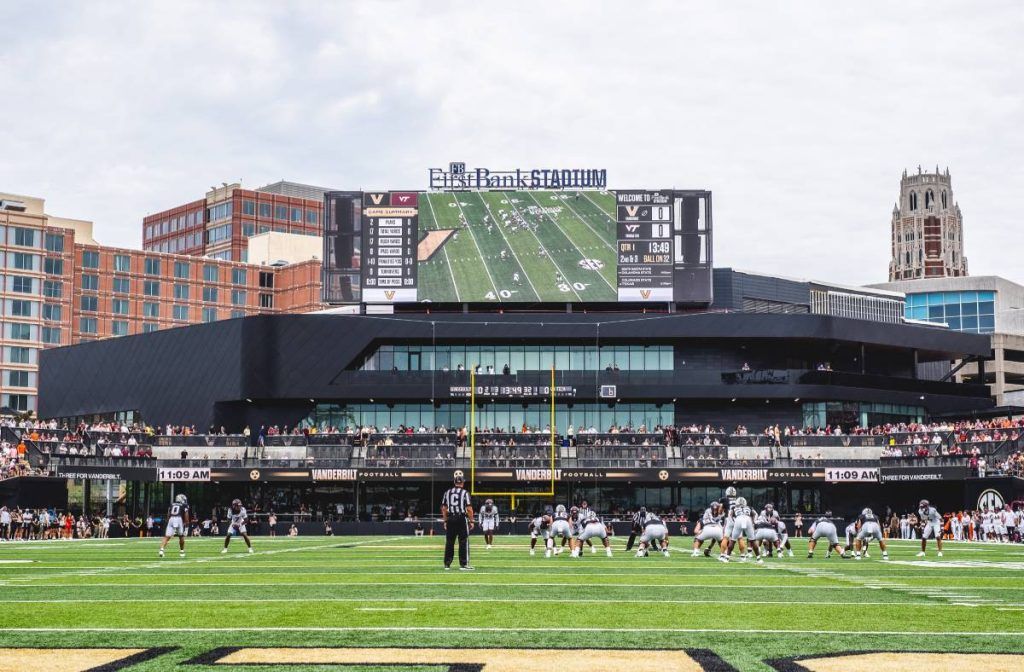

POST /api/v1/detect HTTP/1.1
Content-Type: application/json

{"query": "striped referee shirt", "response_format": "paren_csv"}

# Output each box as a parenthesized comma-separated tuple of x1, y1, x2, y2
(441, 487, 472, 516)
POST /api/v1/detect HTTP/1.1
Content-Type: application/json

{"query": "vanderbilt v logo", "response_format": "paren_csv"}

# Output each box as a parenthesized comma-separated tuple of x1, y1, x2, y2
(384, 290, 396, 300)
(626, 206, 639, 217)
(640, 290, 652, 299)
(370, 193, 385, 205)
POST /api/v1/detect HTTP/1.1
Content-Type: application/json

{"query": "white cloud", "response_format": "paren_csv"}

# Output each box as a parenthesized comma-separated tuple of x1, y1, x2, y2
(0, 0, 1021, 284)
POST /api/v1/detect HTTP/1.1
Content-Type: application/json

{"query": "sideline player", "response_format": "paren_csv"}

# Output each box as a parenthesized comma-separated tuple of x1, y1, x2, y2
(853, 507, 887, 560)
(546, 504, 574, 557)
(478, 499, 499, 549)
(573, 508, 612, 557)
(807, 510, 845, 559)
(222, 498, 255, 554)
(635, 510, 670, 558)
(158, 494, 190, 558)
(692, 501, 725, 557)
(917, 499, 944, 557)
(528, 511, 551, 556)
(720, 497, 757, 563)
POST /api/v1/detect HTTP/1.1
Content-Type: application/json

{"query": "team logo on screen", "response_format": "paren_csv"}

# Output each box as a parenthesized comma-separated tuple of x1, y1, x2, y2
(978, 488, 1005, 510)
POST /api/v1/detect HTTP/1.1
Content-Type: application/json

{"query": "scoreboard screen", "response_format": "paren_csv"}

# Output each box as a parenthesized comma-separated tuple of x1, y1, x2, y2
(323, 189, 711, 305)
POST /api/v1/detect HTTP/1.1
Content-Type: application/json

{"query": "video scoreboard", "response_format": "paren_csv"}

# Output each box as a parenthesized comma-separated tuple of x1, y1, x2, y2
(323, 184, 712, 306)
(361, 191, 419, 303)
(615, 191, 675, 301)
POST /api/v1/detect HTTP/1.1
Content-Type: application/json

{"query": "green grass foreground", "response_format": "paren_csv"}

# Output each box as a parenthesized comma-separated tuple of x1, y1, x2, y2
(1, 534, 1023, 670)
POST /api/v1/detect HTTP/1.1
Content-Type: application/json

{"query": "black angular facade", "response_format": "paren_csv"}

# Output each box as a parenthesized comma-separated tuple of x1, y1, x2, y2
(38, 311, 992, 431)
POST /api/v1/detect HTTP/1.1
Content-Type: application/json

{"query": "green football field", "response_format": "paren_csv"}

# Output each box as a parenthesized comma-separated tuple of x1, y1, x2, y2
(1, 535, 1023, 671)
(418, 190, 619, 303)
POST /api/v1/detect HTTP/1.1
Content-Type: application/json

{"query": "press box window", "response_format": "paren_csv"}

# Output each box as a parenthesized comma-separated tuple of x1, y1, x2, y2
(81, 250, 100, 268)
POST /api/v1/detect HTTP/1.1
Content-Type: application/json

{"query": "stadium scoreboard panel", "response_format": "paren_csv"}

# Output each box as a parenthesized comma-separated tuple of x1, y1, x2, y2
(323, 187, 712, 305)
(360, 191, 419, 303)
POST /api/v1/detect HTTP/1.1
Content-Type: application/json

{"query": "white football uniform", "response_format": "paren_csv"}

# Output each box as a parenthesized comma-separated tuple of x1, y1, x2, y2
(856, 513, 883, 541)
(639, 516, 668, 544)
(754, 513, 778, 544)
(729, 505, 755, 541)
(696, 507, 724, 542)
(920, 506, 943, 539)
(165, 502, 188, 537)
(577, 515, 607, 541)
(549, 513, 573, 540)
(811, 517, 839, 545)
(229, 507, 248, 535)
(478, 505, 499, 532)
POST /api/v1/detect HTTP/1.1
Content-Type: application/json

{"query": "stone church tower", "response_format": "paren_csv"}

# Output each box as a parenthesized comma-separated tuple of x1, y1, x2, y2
(889, 166, 967, 281)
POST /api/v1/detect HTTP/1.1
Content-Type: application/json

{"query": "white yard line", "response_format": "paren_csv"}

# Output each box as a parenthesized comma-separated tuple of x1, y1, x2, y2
(0, 596, 980, 607)
(449, 194, 500, 298)
(4, 626, 1022, 636)
(467, 191, 541, 302)
(500, 193, 584, 301)
(524, 191, 616, 293)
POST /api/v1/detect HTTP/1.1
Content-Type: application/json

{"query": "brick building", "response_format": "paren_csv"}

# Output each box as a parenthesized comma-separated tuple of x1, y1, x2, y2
(143, 181, 328, 262)
(0, 191, 323, 414)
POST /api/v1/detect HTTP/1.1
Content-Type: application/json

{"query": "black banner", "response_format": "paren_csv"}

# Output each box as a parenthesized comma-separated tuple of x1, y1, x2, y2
(53, 464, 157, 481)
(880, 465, 968, 482)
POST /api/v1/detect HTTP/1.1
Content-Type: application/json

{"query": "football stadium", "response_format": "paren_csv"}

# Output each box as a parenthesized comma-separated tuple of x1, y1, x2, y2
(0, 164, 1022, 672)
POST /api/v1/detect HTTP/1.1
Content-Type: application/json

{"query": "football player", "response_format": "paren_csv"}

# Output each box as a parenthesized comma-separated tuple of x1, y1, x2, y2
(720, 496, 756, 563)
(158, 494, 190, 558)
(776, 516, 794, 557)
(853, 507, 887, 560)
(478, 499, 499, 549)
(222, 499, 254, 554)
(528, 511, 551, 556)
(806, 511, 844, 559)
(576, 500, 597, 553)
(635, 510, 670, 558)
(546, 504, 574, 557)
(573, 508, 612, 557)
(692, 501, 725, 557)
(754, 505, 779, 560)
(916, 499, 944, 557)
(842, 519, 859, 558)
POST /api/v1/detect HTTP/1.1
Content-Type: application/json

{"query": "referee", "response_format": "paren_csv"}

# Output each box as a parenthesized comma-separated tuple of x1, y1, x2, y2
(441, 474, 475, 570)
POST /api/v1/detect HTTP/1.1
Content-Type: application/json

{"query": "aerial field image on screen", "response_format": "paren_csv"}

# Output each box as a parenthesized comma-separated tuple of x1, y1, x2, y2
(417, 190, 619, 302)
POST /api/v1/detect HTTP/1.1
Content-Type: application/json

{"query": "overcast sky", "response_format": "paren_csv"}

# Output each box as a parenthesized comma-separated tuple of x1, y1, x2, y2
(1, 1, 1021, 285)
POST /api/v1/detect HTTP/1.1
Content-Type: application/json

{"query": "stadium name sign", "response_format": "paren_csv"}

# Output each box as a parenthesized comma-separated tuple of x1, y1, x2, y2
(429, 162, 607, 190)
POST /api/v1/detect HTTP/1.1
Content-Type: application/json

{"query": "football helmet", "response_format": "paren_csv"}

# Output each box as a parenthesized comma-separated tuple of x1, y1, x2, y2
(919, 499, 929, 510)
(485, 499, 494, 507)
(725, 486, 737, 497)
(764, 503, 774, 513)
(736, 497, 747, 507)
(175, 494, 187, 504)
(231, 498, 242, 512)
(555, 504, 566, 515)
(862, 508, 873, 517)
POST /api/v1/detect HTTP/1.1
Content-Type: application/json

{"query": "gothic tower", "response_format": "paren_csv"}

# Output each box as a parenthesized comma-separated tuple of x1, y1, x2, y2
(889, 166, 967, 281)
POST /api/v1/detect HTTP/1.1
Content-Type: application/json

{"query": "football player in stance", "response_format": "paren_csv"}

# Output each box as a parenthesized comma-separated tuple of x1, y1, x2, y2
(158, 494, 190, 558)
(222, 498, 255, 554)
(692, 501, 725, 557)
(842, 519, 859, 558)
(635, 510, 670, 558)
(719, 497, 756, 563)
(576, 500, 597, 553)
(546, 504, 574, 557)
(776, 516, 794, 557)
(806, 511, 845, 559)
(754, 504, 780, 561)
(528, 511, 551, 556)
(853, 507, 887, 560)
(573, 508, 612, 557)
(917, 499, 944, 558)
(478, 499, 499, 550)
